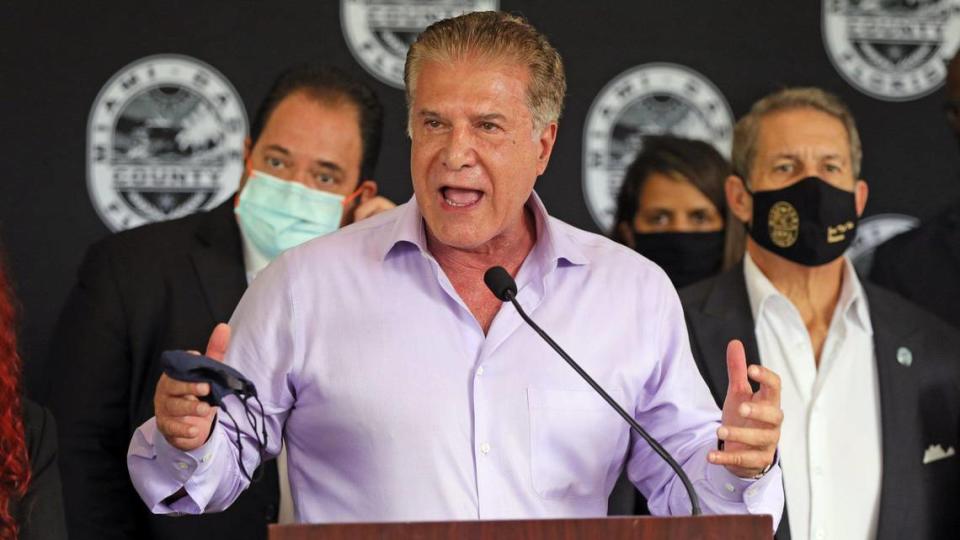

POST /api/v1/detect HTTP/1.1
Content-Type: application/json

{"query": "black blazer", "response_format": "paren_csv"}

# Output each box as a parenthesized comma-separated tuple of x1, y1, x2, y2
(13, 399, 67, 540)
(870, 200, 960, 330)
(680, 264, 960, 540)
(46, 200, 279, 540)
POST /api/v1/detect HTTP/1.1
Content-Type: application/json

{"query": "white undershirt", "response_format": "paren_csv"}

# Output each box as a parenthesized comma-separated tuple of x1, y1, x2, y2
(743, 254, 881, 540)
(239, 227, 295, 525)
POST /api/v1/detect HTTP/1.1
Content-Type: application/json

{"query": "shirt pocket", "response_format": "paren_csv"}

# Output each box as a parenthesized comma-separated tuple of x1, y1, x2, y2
(527, 386, 629, 499)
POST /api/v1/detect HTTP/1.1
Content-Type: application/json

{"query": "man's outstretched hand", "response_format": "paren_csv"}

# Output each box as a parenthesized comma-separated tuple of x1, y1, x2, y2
(709, 339, 782, 478)
(154, 323, 231, 451)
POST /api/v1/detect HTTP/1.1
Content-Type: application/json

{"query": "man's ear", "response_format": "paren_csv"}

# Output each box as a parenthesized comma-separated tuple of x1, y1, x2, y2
(726, 175, 753, 224)
(535, 122, 559, 176)
(854, 179, 869, 218)
(357, 180, 378, 203)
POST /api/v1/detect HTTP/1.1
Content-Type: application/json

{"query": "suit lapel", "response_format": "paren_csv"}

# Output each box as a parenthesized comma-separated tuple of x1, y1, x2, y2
(190, 199, 249, 323)
(692, 265, 762, 398)
(867, 284, 924, 540)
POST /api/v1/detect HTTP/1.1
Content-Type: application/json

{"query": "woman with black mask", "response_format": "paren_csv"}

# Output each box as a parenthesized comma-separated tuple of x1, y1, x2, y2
(612, 135, 745, 288)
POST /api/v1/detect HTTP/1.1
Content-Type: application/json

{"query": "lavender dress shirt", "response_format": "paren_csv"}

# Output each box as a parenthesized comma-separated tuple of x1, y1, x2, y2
(128, 193, 783, 524)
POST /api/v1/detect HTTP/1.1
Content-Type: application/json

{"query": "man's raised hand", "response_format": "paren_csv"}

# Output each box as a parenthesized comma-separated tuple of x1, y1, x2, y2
(154, 323, 231, 451)
(709, 339, 783, 478)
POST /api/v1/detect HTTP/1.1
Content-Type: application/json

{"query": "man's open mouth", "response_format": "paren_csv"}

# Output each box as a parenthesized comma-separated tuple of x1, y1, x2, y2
(441, 187, 484, 208)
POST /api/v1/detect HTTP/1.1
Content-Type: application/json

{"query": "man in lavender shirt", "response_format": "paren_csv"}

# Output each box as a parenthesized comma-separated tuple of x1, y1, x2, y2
(129, 11, 785, 524)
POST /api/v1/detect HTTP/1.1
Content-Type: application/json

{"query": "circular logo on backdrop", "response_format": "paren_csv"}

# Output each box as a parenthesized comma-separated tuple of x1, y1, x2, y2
(582, 63, 734, 232)
(769, 202, 801, 248)
(847, 213, 918, 274)
(87, 54, 247, 231)
(822, 0, 960, 101)
(341, 0, 499, 89)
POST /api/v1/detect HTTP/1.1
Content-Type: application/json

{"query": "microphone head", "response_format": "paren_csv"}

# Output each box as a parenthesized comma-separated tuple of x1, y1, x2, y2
(484, 266, 518, 301)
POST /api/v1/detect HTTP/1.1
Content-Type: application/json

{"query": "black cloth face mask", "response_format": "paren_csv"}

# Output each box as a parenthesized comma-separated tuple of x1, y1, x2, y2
(747, 176, 858, 267)
(632, 231, 725, 288)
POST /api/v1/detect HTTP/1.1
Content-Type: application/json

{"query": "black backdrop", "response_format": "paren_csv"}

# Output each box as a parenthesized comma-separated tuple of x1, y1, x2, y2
(3, 1, 959, 399)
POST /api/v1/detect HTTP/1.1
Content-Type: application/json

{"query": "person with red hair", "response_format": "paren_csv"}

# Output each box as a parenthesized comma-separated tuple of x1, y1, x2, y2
(0, 246, 65, 540)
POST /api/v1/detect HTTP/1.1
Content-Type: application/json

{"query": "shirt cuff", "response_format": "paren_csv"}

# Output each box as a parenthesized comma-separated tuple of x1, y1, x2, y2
(127, 417, 226, 514)
(704, 447, 784, 525)
(153, 421, 226, 512)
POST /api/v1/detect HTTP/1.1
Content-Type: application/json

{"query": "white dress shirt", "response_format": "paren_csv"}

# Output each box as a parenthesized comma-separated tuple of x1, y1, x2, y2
(744, 253, 881, 540)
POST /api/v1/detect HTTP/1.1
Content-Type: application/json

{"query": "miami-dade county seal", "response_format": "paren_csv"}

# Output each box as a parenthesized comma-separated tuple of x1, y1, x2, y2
(340, 0, 498, 89)
(769, 201, 801, 248)
(87, 54, 247, 231)
(582, 63, 734, 232)
(823, 0, 960, 101)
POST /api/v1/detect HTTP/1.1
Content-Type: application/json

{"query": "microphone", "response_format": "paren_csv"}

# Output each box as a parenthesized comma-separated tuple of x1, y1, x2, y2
(483, 266, 702, 516)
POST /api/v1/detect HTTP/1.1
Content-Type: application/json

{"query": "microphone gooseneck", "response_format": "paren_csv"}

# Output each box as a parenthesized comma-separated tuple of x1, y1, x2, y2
(482, 266, 702, 516)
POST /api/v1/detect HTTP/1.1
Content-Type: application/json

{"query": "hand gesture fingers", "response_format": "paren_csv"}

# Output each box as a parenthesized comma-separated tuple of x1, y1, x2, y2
(708, 448, 777, 472)
(720, 339, 784, 479)
(725, 340, 752, 395)
(153, 323, 231, 451)
(747, 363, 781, 405)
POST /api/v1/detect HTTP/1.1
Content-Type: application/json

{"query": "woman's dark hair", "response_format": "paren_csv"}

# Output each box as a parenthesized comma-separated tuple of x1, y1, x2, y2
(250, 64, 384, 180)
(612, 135, 745, 269)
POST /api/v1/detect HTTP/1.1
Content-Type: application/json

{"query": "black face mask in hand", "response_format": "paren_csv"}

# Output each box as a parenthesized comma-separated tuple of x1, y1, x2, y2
(748, 176, 858, 267)
(632, 231, 725, 288)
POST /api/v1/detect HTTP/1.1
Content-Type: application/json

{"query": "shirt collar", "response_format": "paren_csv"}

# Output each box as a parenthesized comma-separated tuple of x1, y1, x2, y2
(378, 190, 589, 268)
(743, 252, 872, 335)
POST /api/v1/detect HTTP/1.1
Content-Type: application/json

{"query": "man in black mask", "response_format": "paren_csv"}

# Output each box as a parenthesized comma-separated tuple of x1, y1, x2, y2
(870, 50, 960, 329)
(681, 87, 960, 540)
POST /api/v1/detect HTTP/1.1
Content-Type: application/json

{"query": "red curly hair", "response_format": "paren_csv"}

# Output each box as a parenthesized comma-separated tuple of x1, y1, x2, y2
(0, 249, 29, 540)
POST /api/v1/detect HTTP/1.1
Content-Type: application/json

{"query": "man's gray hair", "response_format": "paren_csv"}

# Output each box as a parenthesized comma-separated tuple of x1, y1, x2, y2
(403, 11, 566, 134)
(732, 87, 862, 180)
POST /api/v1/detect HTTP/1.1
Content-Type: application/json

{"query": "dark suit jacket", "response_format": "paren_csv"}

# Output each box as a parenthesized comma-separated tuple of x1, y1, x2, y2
(871, 199, 960, 330)
(46, 199, 279, 540)
(680, 264, 960, 540)
(13, 399, 67, 540)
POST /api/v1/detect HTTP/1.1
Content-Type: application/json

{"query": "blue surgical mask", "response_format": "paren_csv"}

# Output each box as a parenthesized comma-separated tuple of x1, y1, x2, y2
(235, 171, 348, 260)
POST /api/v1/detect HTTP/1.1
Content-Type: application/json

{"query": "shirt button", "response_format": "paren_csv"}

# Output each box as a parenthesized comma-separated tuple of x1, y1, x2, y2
(746, 487, 757, 498)
(479, 442, 491, 455)
(813, 465, 824, 476)
(476, 366, 485, 376)
(176, 462, 189, 470)
(201, 453, 212, 463)
(724, 483, 735, 493)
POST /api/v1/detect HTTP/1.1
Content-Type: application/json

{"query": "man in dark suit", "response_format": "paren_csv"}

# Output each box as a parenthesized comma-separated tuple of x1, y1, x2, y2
(46, 65, 390, 540)
(682, 87, 960, 540)
(870, 50, 960, 329)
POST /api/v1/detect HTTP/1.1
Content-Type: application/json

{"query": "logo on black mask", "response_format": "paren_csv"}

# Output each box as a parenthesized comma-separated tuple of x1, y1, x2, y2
(768, 201, 800, 248)
(748, 176, 858, 267)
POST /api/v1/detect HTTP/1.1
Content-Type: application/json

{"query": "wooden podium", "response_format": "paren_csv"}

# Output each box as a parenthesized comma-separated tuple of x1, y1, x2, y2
(269, 515, 772, 539)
